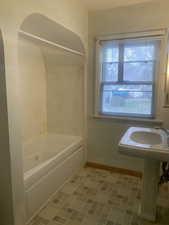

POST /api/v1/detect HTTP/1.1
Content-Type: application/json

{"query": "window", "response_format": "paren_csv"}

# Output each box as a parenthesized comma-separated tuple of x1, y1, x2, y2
(95, 36, 161, 118)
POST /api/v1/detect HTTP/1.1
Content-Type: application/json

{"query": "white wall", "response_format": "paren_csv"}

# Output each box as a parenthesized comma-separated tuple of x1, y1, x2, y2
(43, 47, 84, 136)
(88, 0, 169, 171)
(46, 66, 84, 136)
(0, 31, 14, 225)
(18, 36, 47, 144)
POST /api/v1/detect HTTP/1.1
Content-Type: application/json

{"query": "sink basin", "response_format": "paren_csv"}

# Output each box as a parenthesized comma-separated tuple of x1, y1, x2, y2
(131, 131, 162, 145)
(119, 127, 169, 161)
(118, 127, 169, 222)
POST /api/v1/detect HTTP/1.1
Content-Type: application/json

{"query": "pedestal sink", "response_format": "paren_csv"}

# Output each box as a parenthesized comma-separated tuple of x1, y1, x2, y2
(118, 127, 169, 221)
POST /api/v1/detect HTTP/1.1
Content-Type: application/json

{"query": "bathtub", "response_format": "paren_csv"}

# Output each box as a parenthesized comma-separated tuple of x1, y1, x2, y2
(23, 134, 84, 222)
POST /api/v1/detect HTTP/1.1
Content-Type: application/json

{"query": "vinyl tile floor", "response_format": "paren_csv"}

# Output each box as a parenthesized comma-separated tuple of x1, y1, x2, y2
(29, 167, 169, 225)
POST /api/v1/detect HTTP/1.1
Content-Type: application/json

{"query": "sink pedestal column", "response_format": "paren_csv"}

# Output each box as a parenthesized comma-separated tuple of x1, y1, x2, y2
(140, 159, 160, 221)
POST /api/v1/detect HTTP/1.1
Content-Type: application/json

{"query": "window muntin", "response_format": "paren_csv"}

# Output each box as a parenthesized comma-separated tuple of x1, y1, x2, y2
(98, 39, 160, 118)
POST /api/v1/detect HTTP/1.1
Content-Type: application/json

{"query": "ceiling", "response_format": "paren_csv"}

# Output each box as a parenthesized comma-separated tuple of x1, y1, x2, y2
(82, 0, 155, 11)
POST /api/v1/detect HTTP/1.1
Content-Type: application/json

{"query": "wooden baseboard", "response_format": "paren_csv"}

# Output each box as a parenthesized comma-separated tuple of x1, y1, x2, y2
(85, 162, 142, 178)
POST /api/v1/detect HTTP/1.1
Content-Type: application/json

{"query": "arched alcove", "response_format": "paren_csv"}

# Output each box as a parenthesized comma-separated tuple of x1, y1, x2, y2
(20, 13, 85, 55)
(18, 13, 86, 222)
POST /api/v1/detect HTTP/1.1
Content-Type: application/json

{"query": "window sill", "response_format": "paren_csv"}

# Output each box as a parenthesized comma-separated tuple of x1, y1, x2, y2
(163, 105, 169, 108)
(93, 114, 163, 124)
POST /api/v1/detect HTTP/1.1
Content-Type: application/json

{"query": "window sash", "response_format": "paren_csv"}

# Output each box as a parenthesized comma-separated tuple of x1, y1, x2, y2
(100, 81, 154, 86)
(100, 83, 154, 118)
(99, 44, 156, 117)
(99, 80, 155, 116)
(102, 60, 156, 63)
(101, 42, 157, 83)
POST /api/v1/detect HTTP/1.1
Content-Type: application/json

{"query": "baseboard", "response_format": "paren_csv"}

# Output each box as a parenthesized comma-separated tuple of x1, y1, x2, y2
(85, 161, 142, 178)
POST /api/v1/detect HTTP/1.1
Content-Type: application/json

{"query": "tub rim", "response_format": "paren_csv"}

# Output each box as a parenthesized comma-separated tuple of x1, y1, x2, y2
(24, 136, 83, 190)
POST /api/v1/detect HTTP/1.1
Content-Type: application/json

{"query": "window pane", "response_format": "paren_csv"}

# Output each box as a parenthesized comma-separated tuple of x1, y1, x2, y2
(124, 62, 154, 82)
(102, 85, 152, 116)
(124, 41, 156, 62)
(101, 41, 119, 62)
(102, 62, 118, 81)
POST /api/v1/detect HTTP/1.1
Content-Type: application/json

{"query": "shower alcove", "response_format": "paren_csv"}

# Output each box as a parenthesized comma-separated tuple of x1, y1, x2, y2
(18, 14, 86, 223)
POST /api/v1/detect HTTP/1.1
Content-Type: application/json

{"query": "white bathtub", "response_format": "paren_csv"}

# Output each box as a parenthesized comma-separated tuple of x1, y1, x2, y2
(23, 134, 84, 222)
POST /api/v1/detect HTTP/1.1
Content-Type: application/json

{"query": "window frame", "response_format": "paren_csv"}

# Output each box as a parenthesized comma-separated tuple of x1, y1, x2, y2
(95, 30, 165, 119)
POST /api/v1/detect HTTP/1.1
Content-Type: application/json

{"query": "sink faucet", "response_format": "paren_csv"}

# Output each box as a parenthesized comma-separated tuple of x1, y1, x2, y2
(155, 127, 169, 146)
(161, 128, 169, 136)
(159, 128, 169, 146)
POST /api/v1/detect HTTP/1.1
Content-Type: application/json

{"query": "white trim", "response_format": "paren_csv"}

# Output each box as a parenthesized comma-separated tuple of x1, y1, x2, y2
(95, 30, 165, 119)
(96, 29, 167, 41)
(93, 115, 163, 124)
(95, 39, 102, 114)
(164, 29, 169, 107)
(19, 30, 84, 57)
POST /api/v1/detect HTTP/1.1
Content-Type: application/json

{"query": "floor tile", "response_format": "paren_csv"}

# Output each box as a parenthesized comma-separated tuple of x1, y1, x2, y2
(28, 168, 169, 225)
